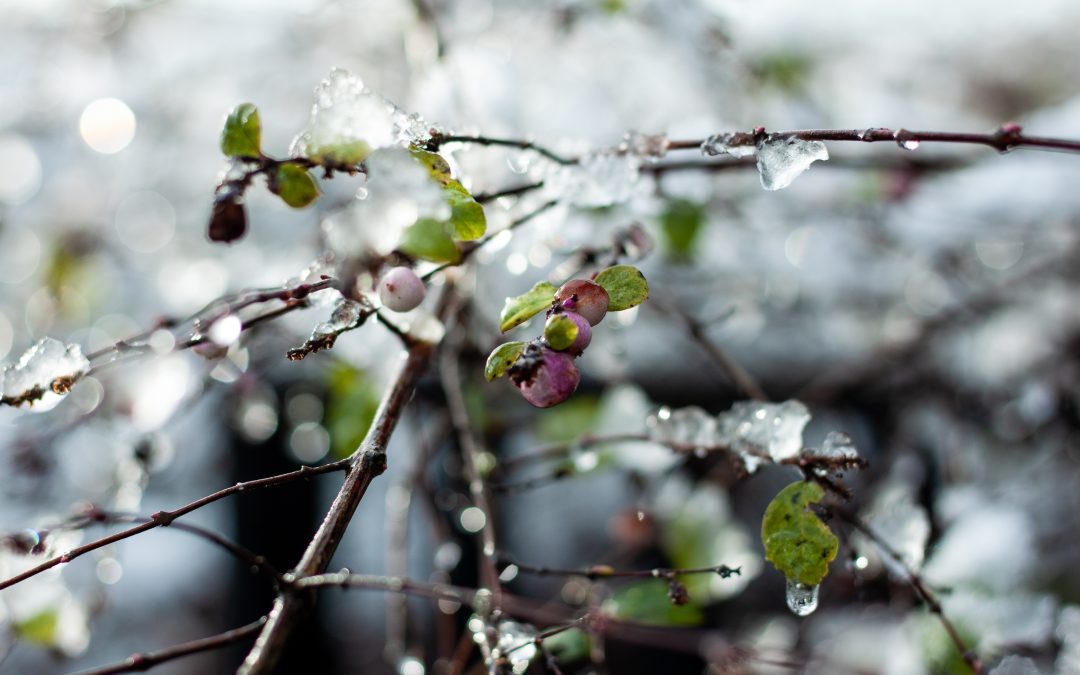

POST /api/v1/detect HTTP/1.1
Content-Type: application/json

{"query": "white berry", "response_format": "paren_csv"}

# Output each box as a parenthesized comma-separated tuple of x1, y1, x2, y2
(378, 267, 426, 312)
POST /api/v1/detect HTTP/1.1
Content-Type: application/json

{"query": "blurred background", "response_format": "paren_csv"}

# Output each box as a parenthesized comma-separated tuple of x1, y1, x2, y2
(2, 0, 1080, 673)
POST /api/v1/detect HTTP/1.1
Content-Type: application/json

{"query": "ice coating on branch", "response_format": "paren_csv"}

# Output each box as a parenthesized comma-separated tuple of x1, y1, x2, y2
(1, 338, 90, 410)
(493, 620, 538, 674)
(290, 68, 430, 164)
(755, 135, 829, 190)
(311, 297, 369, 338)
(322, 148, 448, 257)
(647, 406, 716, 454)
(547, 150, 640, 207)
(623, 131, 670, 160)
(717, 400, 811, 471)
(785, 579, 819, 616)
(701, 132, 756, 159)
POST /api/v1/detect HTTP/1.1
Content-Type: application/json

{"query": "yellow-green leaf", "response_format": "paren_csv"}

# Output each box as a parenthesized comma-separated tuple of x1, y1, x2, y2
(594, 265, 649, 311)
(326, 364, 379, 460)
(761, 480, 838, 586)
(273, 163, 320, 208)
(603, 580, 704, 626)
(484, 341, 526, 381)
(14, 609, 58, 646)
(499, 281, 557, 333)
(659, 199, 704, 260)
(400, 218, 460, 264)
(220, 103, 261, 158)
(410, 149, 453, 184)
(443, 180, 486, 241)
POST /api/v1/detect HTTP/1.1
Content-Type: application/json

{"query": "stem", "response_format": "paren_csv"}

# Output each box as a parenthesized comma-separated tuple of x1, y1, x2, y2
(238, 340, 436, 674)
(72, 617, 268, 675)
(428, 133, 574, 165)
(0, 461, 349, 592)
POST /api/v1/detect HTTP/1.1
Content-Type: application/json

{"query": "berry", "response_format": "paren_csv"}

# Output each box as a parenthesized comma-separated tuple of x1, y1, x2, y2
(378, 266, 426, 312)
(511, 346, 580, 408)
(554, 279, 609, 326)
(544, 311, 592, 356)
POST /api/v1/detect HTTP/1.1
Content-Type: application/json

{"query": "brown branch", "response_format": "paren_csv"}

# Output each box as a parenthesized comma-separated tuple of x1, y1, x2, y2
(427, 132, 574, 165)
(501, 556, 741, 582)
(0, 461, 349, 592)
(238, 338, 438, 674)
(72, 617, 268, 675)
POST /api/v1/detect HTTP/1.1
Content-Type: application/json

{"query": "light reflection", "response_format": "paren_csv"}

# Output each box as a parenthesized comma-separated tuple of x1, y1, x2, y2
(114, 191, 175, 252)
(79, 98, 136, 154)
(0, 135, 43, 205)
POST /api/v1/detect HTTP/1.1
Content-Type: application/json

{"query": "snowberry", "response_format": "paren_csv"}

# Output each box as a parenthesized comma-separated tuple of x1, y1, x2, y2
(554, 279, 609, 326)
(545, 311, 592, 356)
(378, 266, 426, 312)
(511, 346, 580, 408)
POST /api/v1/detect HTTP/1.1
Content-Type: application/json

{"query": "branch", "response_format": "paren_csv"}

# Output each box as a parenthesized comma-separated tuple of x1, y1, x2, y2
(501, 556, 741, 582)
(0, 461, 349, 592)
(72, 617, 268, 675)
(427, 132, 574, 165)
(238, 338, 438, 674)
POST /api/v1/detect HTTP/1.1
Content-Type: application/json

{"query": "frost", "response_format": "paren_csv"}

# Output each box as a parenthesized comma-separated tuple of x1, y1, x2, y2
(547, 150, 640, 207)
(857, 482, 930, 575)
(820, 431, 858, 459)
(322, 148, 448, 257)
(1, 337, 90, 410)
(701, 132, 756, 159)
(717, 399, 811, 471)
(623, 131, 670, 160)
(1056, 606, 1080, 675)
(493, 620, 539, 674)
(989, 656, 1041, 675)
(785, 579, 819, 617)
(647, 405, 716, 455)
(290, 68, 428, 164)
(755, 135, 829, 191)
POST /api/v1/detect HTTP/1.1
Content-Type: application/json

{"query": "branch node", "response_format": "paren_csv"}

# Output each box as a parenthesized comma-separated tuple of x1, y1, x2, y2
(151, 511, 175, 527)
(358, 448, 388, 476)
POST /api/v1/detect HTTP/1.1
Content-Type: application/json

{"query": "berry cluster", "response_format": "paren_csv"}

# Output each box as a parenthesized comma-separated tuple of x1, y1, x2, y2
(510, 279, 609, 408)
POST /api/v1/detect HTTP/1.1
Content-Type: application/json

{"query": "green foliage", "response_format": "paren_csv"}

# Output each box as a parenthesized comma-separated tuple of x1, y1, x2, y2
(410, 149, 454, 183)
(659, 199, 704, 260)
(400, 218, 461, 264)
(309, 139, 371, 166)
(753, 51, 813, 92)
(484, 341, 526, 381)
(443, 180, 486, 241)
(543, 314, 579, 351)
(325, 364, 380, 460)
(14, 609, 58, 646)
(604, 580, 704, 626)
(499, 281, 558, 332)
(594, 264, 649, 311)
(535, 394, 600, 443)
(761, 481, 838, 586)
(273, 163, 319, 208)
(543, 628, 591, 663)
(220, 103, 262, 158)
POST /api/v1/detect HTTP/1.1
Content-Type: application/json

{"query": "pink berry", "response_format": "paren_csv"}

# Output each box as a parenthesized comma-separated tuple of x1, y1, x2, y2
(378, 266, 426, 312)
(511, 346, 580, 408)
(554, 279, 609, 326)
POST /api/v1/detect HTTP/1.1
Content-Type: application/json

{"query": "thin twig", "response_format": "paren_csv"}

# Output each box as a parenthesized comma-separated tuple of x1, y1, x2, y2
(72, 617, 268, 675)
(427, 133, 574, 165)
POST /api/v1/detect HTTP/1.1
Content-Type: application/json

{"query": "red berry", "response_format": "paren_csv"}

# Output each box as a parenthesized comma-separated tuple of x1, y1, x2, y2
(512, 347, 580, 408)
(554, 279, 609, 326)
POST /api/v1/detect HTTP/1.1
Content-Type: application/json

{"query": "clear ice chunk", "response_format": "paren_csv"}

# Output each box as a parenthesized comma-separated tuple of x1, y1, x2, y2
(647, 405, 717, 453)
(785, 578, 819, 616)
(547, 150, 640, 207)
(717, 399, 811, 470)
(755, 135, 829, 191)
(701, 132, 756, 159)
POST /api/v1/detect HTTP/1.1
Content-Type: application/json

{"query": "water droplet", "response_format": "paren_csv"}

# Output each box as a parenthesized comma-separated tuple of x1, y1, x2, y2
(785, 578, 819, 616)
(894, 129, 920, 151)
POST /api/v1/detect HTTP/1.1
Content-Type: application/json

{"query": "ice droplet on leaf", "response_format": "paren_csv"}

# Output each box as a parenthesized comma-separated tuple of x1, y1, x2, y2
(755, 135, 829, 190)
(785, 579, 819, 617)
(1, 337, 90, 410)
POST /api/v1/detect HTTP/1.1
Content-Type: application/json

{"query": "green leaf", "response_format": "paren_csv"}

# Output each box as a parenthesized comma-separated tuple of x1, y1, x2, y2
(400, 218, 461, 264)
(273, 163, 320, 208)
(499, 281, 558, 333)
(14, 609, 58, 646)
(220, 103, 262, 158)
(594, 265, 649, 311)
(761, 480, 838, 586)
(544, 314, 579, 351)
(326, 364, 380, 460)
(410, 149, 453, 184)
(543, 628, 591, 663)
(443, 180, 486, 241)
(535, 394, 600, 443)
(484, 341, 526, 381)
(603, 580, 704, 626)
(309, 139, 371, 166)
(659, 199, 704, 260)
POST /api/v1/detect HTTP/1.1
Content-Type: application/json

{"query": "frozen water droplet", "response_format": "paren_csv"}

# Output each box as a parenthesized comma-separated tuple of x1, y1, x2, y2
(785, 578, 819, 616)
(894, 129, 920, 151)
(329, 297, 366, 330)
(495, 620, 538, 674)
(755, 135, 828, 191)
(1, 337, 91, 410)
(623, 131, 670, 160)
(701, 132, 756, 159)
(821, 430, 858, 457)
